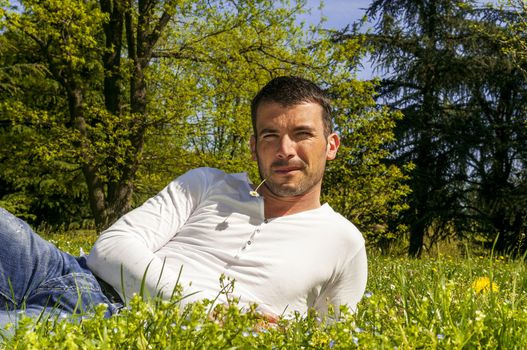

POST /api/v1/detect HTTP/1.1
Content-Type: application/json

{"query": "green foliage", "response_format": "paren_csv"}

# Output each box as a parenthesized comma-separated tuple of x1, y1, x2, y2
(356, 0, 527, 255)
(458, 3, 527, 253)
(0, 122, 92, 226)
(498, 0, 527, 76)
(324, 78, 412, 245)
(1, 0, 411, 246)
(1, 0, 329, 228)
(2, 236, 526, 348)
(0, 0, 105, 226)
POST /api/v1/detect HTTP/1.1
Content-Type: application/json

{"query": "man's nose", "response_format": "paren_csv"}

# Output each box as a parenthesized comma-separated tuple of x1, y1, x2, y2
(276, 135, 296, 159)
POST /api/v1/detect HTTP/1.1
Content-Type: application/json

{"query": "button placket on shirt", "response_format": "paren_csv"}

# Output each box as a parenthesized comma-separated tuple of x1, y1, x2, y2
(236, 220, 266, 256)
(243, 227, 260, 249)
(235, 195, 268, 257)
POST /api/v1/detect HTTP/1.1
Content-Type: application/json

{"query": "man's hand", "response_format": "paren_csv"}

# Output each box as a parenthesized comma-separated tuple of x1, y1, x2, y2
(254, 310, 279, 331)
(208, 304, 279, 331)
(258, 310, 279, 324)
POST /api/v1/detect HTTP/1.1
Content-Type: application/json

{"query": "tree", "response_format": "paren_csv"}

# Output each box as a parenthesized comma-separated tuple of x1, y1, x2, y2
(352, 0, 479, 256)
(0, 0, 323, 230)
(1, 0, 411, 243)
(499, 0, 527, 76)
(335, 0, 527, 255)
(0, 18, 91, 225)
(462, 2, 527, 253)
(322, 69, 412, 247)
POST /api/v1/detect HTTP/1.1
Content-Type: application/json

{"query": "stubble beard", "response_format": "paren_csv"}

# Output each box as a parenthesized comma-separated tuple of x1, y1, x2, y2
(257, 159, 325, 197)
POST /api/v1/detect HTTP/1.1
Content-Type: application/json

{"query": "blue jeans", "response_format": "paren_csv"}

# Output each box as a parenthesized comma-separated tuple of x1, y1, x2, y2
(0, 208, 121, 328)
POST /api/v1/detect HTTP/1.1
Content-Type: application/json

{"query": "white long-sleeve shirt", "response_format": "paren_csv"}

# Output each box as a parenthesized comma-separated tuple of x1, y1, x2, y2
(87, 167, 367, 316)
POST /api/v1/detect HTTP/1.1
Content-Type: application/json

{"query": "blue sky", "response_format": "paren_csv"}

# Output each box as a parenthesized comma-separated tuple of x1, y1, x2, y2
(298, 0, 372, 29)
(298, 0, 375, 79)
(300, 0, 499, 30)
(298, 0, 500, 79)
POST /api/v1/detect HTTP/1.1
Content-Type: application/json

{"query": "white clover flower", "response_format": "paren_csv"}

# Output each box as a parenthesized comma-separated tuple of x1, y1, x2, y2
(475, 310, 485, 322)
(250, 177, 268, 197)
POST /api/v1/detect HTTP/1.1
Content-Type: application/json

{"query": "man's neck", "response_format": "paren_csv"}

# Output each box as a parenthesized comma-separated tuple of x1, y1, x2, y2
(260, 187, 322, 219)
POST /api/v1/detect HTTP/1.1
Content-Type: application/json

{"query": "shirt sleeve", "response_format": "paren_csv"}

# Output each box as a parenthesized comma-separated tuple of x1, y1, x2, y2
(86, 167, 214, 301)
(313, 243, 368, 318)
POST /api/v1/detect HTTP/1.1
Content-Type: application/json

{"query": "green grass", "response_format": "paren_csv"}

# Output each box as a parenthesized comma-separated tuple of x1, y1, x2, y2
(1, 232, 526, 349)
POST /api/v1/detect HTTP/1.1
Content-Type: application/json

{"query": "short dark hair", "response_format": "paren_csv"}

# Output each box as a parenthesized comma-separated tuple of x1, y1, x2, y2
(251, 76, 333, 137)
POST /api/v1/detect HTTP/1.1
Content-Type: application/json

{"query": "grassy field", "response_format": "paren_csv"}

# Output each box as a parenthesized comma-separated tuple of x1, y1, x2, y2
(1, 231, 526, 349)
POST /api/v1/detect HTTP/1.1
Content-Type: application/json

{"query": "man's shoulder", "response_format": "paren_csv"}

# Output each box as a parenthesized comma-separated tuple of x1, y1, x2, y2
(320, 204, 355, 227)
(320, 204, 365, 245)
(181, 167, 246, 179)
(175, 167, 248, 193)
(177, 167, 230, 185)
(181, 166, 225, 178)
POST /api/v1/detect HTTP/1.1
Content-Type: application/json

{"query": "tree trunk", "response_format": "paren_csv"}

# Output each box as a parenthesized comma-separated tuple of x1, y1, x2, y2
(66, 86, 110, 231)
(100, 0, 124, 115)
(408, 215, 425, 257)
(89, 0, 173, 230)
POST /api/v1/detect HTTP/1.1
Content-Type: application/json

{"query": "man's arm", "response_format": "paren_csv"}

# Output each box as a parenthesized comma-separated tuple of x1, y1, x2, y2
(313, 244, 368, 318)
(86, 168, 211, 301)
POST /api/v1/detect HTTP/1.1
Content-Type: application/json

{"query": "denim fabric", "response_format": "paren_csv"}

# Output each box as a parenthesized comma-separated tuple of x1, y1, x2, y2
(0, 208, 121, 328)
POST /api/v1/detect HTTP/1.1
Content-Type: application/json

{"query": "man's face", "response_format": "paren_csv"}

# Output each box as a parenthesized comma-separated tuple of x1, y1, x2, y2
(250, 101, 339, 197)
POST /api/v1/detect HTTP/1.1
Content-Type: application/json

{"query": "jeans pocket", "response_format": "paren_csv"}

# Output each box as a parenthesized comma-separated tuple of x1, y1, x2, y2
(0, 289, 16, 311)
(27, 272, 111, 315)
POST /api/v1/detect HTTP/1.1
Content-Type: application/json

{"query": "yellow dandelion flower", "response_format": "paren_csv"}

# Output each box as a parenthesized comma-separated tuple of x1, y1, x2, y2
(472, 277, 499, 293)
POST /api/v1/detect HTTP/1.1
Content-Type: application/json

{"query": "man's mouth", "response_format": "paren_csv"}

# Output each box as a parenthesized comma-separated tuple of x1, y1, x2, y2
(269, 159, 306, 176)
(272, 166, 303, 174)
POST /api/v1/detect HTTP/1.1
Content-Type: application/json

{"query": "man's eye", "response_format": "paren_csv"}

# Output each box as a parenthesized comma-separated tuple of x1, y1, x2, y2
(262, 134, 277, 139)
(296, 132, 313, 138)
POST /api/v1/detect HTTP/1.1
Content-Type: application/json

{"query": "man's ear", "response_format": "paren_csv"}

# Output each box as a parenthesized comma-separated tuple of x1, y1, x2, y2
(250, 135, 257, 161)
(326, 133, 340, 161)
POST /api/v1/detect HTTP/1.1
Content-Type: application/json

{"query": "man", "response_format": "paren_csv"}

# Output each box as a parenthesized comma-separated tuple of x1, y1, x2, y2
(0, 76, 367, 326)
